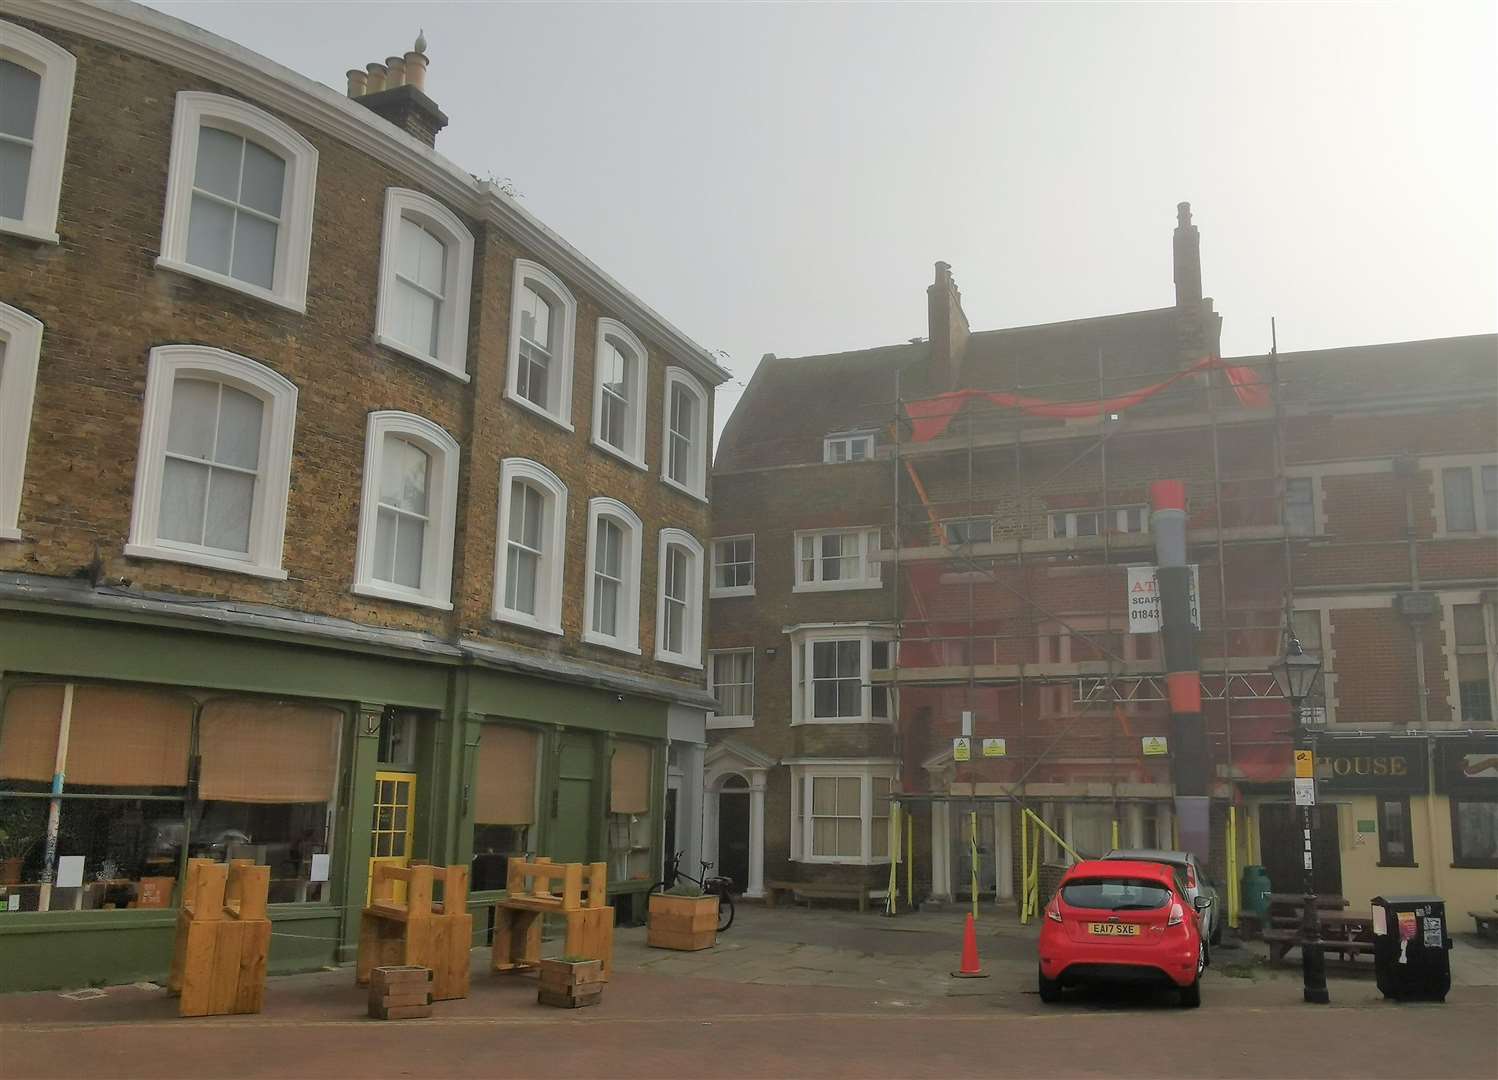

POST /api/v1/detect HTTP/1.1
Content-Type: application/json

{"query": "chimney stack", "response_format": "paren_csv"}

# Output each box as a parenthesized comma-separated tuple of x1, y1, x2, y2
(346, 32, 448, 149)
(927, 261, 971, 392)
(1172, 201, 1202, 309)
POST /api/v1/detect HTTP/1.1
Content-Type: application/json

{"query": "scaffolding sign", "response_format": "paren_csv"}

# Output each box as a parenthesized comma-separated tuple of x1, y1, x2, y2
(1126, 565, 1201, 633)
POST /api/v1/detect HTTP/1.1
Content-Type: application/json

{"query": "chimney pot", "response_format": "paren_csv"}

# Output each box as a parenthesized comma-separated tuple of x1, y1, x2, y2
(365, 62, 387, 94)
(346, 69, 367, 97)
(927, 259, 970, 392)
(1173, 200, 1202, 308)
(385, 56, 406, 87)
(403, 49, 429, 91)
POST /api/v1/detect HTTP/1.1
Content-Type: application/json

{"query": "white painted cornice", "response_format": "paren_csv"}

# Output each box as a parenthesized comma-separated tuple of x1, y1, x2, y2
(0, 0, 731, 388)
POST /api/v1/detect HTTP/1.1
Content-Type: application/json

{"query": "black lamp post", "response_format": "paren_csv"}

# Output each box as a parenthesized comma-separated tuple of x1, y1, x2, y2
(1271, 635, 1328, 1004)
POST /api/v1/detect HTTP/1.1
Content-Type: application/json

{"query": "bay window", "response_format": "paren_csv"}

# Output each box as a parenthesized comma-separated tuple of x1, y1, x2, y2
(0, 22, 75, 243)
(582, 497, 643, 653)
(788, 625, 896, 724)
(787, 762, 898, 865)
(374, 189, 474, 378)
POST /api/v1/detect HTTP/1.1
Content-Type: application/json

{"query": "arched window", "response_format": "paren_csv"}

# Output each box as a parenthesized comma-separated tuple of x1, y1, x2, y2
(0, 300, 43, 539)
(157, 93, 318, 311)
(353, 412, 460, 609)
(374, 188, 474, 379)
(506, 260, 577, 429)
(493, 458, 568, 634)
(591, 319, 648, 468)
(0, 21, 75, 243)
(126, 346, 298, 578)
(583, 497, 643, 653)
(662, 367, 707, 500)
(655, 528, 703, 668)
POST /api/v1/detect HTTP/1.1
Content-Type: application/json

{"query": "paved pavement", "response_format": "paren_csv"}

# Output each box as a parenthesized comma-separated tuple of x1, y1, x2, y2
(2, 904, 1495, 1079)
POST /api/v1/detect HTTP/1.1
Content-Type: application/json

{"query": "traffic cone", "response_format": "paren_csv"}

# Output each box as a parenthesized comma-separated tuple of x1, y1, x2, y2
(951, 912, 989, 978)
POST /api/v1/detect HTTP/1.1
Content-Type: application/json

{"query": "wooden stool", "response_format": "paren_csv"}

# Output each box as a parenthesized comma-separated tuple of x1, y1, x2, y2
(356, 863, 472, 1001)
(168, 858, 271, 1017)
(492, 858, 615, 979)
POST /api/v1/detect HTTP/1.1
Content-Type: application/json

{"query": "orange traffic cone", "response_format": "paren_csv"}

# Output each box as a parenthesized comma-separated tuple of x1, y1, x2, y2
(951, 912, 989, 978)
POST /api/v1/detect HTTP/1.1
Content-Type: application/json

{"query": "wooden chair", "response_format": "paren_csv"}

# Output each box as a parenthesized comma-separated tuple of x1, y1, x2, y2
(356, 863, 472, 1001)
(168, 858, 271, 1017)
(492, 857, 614, 979)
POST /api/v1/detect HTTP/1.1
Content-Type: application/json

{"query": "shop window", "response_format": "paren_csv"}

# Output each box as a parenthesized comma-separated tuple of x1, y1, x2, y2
(374, 188, 474, 378)
(1449, 796, 1498, 869)
(0, 300, 43, 540)
(471, 724, 539, 892)
(1453, 604, 1492, 724)
(157, 93, 318, 311)
(0, 21, 76, 243)
(506, 260, 577, 429)
(1376, 795, 1415, 867)
(591, 319, 648, 468)
(609, 740, 653, 883)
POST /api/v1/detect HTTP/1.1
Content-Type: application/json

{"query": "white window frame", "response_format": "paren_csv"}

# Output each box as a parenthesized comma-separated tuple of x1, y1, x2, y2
(373, 188, 474, 380)
(0, 300, 43, 539)
(786, 761, 898, 865)
(1432, 455, 1498, 537)
(590, 318, 648, 469)
(788, 624, 896, 725)
(352, 411, 460, 610)
(792, 527, 882, 592)
(505, 260, 577, 430)
(492, 458, 568, 634)
(654, 528, 704, 668)
(943, 517, 994, 546)
(157, 93, 318, 313)
(582, 496, 643, 654)
(707, 648, 755, 729)
(126, 345, 297, 579)
(822, 431, 876, 464)
(710, 534, 755, 598)
(1049, 505, 1149, 539)
(0, 20, 75, 244)
(1442, 593, 1496, 726)
(661, 366, 708, 501)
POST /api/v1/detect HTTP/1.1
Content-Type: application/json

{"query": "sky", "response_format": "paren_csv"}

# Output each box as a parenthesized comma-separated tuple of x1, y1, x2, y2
(147, 1, 1497, 442)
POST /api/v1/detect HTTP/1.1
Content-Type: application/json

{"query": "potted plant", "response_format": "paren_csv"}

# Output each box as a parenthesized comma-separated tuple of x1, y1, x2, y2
(537, 955, 604, 1008)
(647, 882, 719, 951)
(0, 799, 44, 886)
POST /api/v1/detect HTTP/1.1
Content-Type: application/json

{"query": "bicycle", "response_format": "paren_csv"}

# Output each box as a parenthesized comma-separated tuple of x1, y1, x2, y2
(653, 849, 735, 932)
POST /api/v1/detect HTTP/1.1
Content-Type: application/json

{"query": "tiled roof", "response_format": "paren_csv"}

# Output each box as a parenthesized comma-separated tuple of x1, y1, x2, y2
(1267, 333, 1498, 406)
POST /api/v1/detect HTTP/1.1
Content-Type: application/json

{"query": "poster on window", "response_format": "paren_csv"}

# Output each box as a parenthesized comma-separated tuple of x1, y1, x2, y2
(1126, 565, 1200, 633)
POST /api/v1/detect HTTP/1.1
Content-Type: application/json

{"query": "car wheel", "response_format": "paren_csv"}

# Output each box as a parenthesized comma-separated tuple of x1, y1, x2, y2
(1038, 967, 1062, 1004)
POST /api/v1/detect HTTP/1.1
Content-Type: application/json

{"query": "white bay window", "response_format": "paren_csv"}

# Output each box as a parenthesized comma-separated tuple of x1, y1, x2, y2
(788, 625, 895, 724)
(787, 761, 898, 865)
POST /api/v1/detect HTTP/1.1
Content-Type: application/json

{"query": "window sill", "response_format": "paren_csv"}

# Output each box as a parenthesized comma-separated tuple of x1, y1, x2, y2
(1451, 861, 1498, 870)
(124, 542, 289, 580)
(505, 389, 575, 432)
(710, 586, 756, 600)
(492, 608, 564, 636)
(589, 436, 647, 472)
(793, 855, 893, 867)
(792, 580, 882, 594)
(352, 580, 454, 611)
(706, 715, 754, 730)
(155, 256, 306, 314)
(660, 475, 709, 504)
(0, 219, 60, 244)
(790, 716, 891, 726)
(582, 630, 642, 655)
(654, 649, 703, 670)
(372, 333, 471, 382)
(0, 526, 20, 542)
(1376, 862, 1419, 869)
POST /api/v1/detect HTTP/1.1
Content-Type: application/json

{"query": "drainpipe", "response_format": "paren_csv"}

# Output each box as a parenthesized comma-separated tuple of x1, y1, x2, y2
(1397, 454, 1442, 897)
(1150, 480, 1210, 862)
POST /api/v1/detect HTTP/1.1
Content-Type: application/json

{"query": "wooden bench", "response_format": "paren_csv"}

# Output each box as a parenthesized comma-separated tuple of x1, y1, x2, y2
(490, 858, 614, 979)
(357, 863, 472, 1001)
(168, 858, 271, 1017)
(1469, 911, 1498, 939)
(1263, 928, 1376, 963)
(764, 880, 871, 913)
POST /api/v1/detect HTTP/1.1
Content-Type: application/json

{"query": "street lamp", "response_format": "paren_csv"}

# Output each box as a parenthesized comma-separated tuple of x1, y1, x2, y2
(1271, 635, 1328, 1004)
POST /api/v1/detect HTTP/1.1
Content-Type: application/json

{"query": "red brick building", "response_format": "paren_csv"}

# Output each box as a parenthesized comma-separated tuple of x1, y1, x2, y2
(706, 203, 1497, 919)
(0, 1, 725, 990)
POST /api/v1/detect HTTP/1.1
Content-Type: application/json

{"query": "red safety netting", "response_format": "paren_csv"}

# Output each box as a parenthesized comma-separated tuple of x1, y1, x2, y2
(904, 355, 1271, 442)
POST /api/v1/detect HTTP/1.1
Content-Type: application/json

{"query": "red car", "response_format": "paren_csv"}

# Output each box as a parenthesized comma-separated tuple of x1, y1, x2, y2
(1037, 859, 1211, 1007)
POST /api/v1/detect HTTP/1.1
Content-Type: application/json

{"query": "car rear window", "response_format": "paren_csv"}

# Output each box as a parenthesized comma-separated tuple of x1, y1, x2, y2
(1061, 877, 1172, 911)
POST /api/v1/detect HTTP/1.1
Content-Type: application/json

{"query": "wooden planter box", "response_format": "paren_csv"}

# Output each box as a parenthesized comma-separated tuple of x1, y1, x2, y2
(537, 957, 604, 1009)
(647, 893, 718, 951)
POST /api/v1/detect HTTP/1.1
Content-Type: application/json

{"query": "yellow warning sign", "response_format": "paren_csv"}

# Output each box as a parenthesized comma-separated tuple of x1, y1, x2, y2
(1142, 736, 1169, 757)
(1294, 749, 1314, 778)
(953, 737, 971, 763)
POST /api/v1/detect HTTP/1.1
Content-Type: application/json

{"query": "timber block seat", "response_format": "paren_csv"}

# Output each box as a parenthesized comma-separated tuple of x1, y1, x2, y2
(1469, 911, 1498, 938)
(490, 857, 615, 979)
(356, 863, 472, 1001)
(764, 879, 871, 913)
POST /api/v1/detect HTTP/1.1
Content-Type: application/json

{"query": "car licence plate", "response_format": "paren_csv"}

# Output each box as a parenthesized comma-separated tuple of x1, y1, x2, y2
(1088, 922, 1140, 936)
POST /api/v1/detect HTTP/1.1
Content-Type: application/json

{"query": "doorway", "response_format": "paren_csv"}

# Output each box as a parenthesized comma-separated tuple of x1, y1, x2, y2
(716, 775, 750, 894)
(368, 770, 416, 902)
(552, 733, 596, 864)
(949, 800, 997, 899)
(1258, 802, 1342, 895)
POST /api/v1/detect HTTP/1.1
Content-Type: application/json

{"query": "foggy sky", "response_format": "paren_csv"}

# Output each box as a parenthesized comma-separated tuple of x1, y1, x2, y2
(146, 1, 1498, 441)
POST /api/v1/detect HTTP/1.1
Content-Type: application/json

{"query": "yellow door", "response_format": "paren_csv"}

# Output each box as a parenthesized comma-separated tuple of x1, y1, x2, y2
(368, 771, 417, 903)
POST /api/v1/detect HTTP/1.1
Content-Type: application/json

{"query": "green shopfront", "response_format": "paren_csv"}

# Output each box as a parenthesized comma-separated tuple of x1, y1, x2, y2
(0, 598, 693, 993)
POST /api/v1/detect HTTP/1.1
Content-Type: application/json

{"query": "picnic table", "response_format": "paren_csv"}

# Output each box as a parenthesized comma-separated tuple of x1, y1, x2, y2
(1261, 895, 1374, 964)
